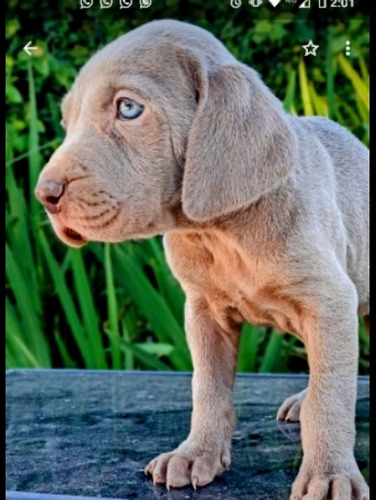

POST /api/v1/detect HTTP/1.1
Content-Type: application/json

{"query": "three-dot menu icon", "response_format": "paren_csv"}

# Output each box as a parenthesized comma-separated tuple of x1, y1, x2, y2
(345, 41, 351, 57)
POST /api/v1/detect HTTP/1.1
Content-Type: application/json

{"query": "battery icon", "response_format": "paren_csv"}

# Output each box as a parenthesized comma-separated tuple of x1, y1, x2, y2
(318, 0, 327, 7)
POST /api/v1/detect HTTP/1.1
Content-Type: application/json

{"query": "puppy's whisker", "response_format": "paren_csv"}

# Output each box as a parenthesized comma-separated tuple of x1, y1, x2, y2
(96, 190, 116, 200)
(76, 209, 112, 221)
(66, 175, 89, 183)
(75, 197, 110, 207)
(80, 208, 121, 230)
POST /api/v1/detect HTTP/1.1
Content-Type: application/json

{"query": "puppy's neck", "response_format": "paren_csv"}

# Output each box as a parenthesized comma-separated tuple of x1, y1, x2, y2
(165, 179, 298, 261)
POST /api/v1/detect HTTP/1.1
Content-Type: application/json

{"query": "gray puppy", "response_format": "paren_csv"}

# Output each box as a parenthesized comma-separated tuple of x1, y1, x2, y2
(35, 20, 369, 500)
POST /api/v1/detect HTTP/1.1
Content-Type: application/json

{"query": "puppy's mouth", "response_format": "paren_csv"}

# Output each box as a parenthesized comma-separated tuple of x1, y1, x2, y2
(50, 217, 88, 248)
(62, 226, 87, 247)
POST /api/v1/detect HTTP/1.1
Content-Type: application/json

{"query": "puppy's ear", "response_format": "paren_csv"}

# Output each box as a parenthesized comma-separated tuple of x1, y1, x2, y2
(182, 64, 297, 221)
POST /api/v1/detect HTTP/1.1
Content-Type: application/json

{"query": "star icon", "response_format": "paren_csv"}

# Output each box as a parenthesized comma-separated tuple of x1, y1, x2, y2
(302, 40, 319, 57)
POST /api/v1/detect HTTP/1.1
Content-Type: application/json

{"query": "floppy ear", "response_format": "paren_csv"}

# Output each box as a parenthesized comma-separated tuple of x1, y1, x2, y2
(182, 64, 298, 221)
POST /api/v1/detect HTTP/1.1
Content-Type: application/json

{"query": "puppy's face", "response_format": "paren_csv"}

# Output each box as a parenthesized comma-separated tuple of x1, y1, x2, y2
(35, 23, 202, 247)
(35, 20, 296, 246)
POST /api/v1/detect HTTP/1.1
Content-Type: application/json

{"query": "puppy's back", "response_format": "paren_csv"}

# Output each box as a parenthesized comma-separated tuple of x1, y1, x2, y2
(294, 116, 369, 312)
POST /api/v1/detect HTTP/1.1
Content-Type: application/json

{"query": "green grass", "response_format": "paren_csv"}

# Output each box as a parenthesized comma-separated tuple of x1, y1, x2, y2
(6, 46, 369, 374)
(283, 55, 369, 146)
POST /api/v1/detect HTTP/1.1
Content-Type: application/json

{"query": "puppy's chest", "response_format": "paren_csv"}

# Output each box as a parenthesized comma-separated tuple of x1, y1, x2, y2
(206, 257, 297, 335)
(168, 232, 305, 336)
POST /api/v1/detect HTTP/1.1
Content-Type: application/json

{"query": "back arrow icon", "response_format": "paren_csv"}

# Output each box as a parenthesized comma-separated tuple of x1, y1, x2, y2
(23, 41, 37, 56)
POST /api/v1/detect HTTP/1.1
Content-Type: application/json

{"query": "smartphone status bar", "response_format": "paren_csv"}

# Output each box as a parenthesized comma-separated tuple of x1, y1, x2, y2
(6, 0, 369, 21)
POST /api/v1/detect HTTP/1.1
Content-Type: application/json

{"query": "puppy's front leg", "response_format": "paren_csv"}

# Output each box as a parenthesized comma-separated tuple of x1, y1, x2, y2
(291, 275, 369, 500)
(145, 297, 240, 489)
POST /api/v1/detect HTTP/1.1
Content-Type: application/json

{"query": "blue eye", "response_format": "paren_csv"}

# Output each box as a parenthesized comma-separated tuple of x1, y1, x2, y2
(117, 98, 144, 120)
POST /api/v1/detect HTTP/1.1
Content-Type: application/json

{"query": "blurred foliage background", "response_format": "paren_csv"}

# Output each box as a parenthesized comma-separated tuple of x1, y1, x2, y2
(6, 0, 369, 373)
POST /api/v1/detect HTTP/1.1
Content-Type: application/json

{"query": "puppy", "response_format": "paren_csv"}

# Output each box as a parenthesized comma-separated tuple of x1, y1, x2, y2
(35, 20, 369, 499)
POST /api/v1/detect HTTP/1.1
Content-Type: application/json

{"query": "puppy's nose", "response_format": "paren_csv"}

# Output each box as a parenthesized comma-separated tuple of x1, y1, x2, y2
(35, 180, 65, 214)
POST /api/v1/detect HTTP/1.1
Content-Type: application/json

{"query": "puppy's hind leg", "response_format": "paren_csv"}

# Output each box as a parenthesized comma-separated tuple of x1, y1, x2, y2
(277, 388, 307, 422)
(278, 313, 369, 424)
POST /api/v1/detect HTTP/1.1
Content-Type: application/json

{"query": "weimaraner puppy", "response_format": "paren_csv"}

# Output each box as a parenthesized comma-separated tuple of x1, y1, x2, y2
(35, 20, 369, 500)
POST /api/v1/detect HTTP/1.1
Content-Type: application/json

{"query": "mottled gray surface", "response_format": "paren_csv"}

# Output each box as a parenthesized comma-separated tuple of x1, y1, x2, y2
(6, 371, 369, 500)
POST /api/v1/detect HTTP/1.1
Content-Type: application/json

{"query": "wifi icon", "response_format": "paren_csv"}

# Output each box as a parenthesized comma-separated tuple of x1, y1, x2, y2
(268, 0, 282, 5)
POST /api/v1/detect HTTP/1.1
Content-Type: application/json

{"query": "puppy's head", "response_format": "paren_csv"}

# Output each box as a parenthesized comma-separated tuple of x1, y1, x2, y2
(35, 20, 297, 247)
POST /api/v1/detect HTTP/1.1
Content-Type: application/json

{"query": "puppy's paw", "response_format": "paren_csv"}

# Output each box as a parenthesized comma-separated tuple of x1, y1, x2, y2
(144, 443, 231, 489)
(290, 462, 369, 500)
(277, 388, 307, 422)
